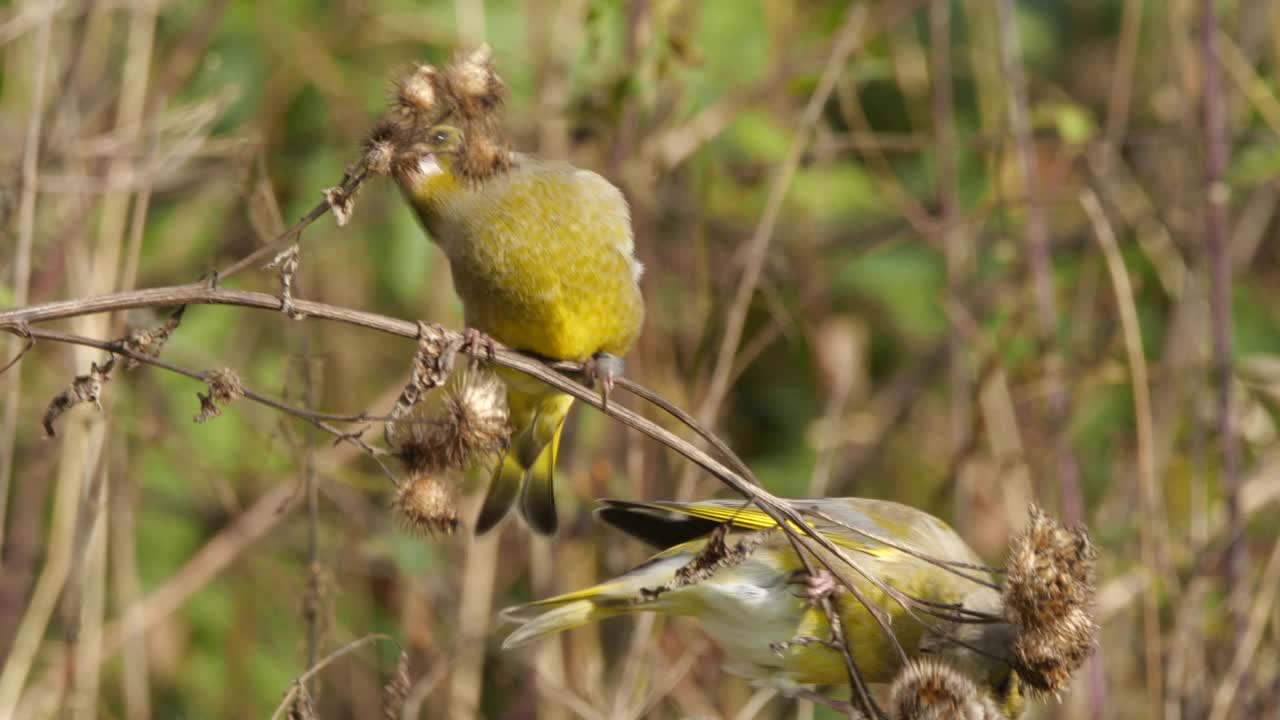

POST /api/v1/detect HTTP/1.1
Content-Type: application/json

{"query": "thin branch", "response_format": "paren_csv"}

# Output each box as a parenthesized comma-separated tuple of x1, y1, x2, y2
(12, 326, 390, 466)
(212, 168, 369, 284)
(269, 634, 398, 720)
(0, 281, 996, 718)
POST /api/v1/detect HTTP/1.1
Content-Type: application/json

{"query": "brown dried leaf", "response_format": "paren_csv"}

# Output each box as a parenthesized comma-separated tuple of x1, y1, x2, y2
(42, 358, 116, 438)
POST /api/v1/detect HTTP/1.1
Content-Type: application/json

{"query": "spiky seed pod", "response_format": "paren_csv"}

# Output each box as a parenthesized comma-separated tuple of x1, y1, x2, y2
(456, 131, 512, 183)
(394, 471, 459, 535)
(393, 370, 509, 474)
(1002, 504, 1098, 695)
(437, 370, 510, 464)
(394, 63, 443, 118)
(362, 116, 410, 176)
(888, 658, 1005, 720)
(445, 44, 506, 120)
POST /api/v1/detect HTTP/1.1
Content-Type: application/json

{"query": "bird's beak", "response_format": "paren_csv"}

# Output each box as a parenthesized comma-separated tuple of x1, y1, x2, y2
(416, 153, 444, 178)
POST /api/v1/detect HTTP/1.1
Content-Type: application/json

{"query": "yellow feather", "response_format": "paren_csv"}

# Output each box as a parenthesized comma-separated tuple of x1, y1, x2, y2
(646, 501, 899, 558)
(404, 149, 645, 533)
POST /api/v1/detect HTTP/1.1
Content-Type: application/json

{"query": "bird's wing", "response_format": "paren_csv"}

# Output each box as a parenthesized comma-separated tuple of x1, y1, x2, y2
(597, 498, 898, 558)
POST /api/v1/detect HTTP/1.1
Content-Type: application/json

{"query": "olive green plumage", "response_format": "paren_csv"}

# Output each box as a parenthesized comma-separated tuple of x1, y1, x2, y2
(502, 498, 1025, 717)
(399, 126, 644, 534)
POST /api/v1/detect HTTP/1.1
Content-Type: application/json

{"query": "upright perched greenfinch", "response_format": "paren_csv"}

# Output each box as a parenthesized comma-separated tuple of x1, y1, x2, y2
(503, 499, 1098, 717)
(386, 50, 645, 534)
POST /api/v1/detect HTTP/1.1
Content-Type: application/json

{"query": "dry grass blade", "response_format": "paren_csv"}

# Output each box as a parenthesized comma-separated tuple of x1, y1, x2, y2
(1081, 189, 1164, 705)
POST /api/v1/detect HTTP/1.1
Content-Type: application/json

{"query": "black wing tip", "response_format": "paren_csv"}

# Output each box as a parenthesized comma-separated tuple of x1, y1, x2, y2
(518, 476, 558, 536)
(594, 499, 719, 549)
(474, 476, 521, 536)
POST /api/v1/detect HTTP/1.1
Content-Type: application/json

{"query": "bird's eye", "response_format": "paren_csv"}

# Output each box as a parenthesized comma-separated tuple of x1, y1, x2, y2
(433, 131, 449, 144)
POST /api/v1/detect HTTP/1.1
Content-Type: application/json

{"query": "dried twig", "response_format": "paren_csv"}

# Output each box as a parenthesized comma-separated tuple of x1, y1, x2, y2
(0, 282, 957, 717)
(267, 244, 306, 320)
(1082, 189, 1163, 704)
(270, 634, 399, 720)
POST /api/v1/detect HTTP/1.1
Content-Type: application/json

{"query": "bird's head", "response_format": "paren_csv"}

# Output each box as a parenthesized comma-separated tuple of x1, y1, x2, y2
(395, 123, 510, 205)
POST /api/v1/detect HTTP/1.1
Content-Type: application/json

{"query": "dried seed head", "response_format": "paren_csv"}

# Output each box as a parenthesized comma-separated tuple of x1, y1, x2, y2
(440, 370, 509, 460)
(458, 132, 511, 181)
(394, 470, 458, 535)
(446, 44, 505, 120)
(393, 370, 509, 475)
(390, 142, 432, 188)
(1003, 505, 1098, 695)
(194, 368, 244, 423)
(362, 116, 407, 176)
(395, 63, 442, 117)
(888, 658, 1005, 720)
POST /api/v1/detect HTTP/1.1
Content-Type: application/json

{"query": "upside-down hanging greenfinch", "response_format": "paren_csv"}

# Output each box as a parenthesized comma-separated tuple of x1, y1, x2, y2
(388, 51, 644, 535)
(502, 498, 1098, 717)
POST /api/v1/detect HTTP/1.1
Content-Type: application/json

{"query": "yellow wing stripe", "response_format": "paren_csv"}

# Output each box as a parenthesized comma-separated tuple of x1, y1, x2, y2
(652, 502, 899, 558)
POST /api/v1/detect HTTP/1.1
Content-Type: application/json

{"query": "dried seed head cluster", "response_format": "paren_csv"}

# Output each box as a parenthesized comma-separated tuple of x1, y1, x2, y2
(394, 63, 439, 117)
(887, 659, 1005, 720)
(390, 370, 510, 535)
(365, 44, 512, 186)
(394, 470, 459, 535)
(393, 370, 509, 476)
(1002, 504, 1098, 696)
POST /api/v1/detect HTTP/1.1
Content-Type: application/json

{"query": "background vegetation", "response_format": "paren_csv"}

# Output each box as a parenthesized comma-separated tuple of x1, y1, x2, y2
(2, 0, 1279, 717)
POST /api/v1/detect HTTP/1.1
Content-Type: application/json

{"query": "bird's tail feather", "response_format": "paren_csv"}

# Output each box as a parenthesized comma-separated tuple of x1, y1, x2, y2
(501, 555, 689, 648)
(518, 420, 562, 534)
(501, 598, 623, 649)
(475, 452, 524, 534)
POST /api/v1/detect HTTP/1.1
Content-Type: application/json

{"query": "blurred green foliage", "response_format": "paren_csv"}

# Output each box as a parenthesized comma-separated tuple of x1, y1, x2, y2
(3, 0, 1280, 718)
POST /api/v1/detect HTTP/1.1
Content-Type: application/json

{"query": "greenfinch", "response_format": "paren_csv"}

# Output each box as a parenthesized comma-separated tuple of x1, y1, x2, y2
(503, 499, 1097, 717)
(391, 59, 644, 535)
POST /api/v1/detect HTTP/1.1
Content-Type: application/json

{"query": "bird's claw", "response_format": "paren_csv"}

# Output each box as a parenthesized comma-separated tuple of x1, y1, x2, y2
(806, 569, 844, 602)
(462, 327, 497, 367)
(790, 569, 843, 604)
(583, 351, 624, 410)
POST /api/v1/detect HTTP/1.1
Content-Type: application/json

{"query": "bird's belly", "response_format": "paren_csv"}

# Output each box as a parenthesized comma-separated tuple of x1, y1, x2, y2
(450, 247, 643, 361)
(681, 562, 816, 687)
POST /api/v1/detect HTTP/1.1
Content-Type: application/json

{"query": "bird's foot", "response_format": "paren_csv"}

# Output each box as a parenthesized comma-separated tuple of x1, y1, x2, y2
(439, 327, 494, 372)
(462, 327, 497, 367)
(803, 569, 844, 603)
(583, 351, 624, 410)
